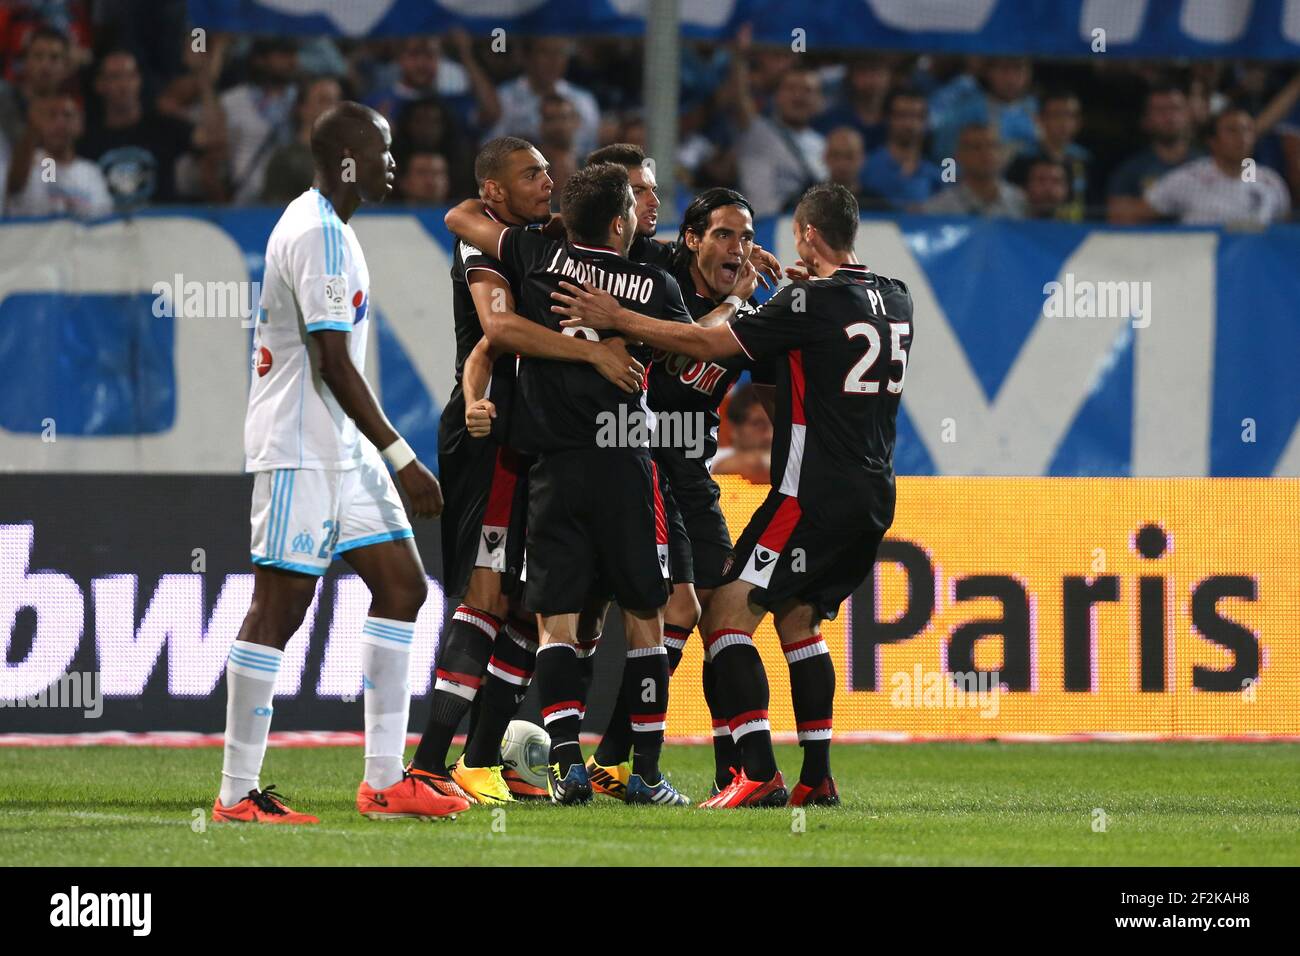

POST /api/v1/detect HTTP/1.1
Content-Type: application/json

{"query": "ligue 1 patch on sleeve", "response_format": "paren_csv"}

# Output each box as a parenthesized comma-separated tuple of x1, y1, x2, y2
(324, 275, 348, 315)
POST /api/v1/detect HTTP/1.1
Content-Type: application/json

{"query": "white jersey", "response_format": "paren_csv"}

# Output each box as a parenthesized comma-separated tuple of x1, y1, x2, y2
(245, 188, 371, 471)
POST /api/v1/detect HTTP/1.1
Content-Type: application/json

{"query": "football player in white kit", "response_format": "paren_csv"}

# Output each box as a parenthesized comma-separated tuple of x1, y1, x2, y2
(213, 102, 469, 824)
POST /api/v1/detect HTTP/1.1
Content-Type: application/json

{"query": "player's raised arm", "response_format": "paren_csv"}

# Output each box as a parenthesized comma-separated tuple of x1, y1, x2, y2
(467, 268, 643, 392)
(551, 259, 760, 360)
(445, 198, 512, 258)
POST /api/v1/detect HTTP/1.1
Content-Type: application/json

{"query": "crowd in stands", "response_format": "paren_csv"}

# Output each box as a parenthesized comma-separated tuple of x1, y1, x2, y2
(2, 0, 1299, 226)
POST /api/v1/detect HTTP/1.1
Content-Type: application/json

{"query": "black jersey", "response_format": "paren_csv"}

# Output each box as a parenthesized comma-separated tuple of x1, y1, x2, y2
(629, 233, 676, 270)
(446, 211, 539, 443)
(729, 263, 914, 530)
(641, 255, 762, 511)
(496, 228, 691, 455)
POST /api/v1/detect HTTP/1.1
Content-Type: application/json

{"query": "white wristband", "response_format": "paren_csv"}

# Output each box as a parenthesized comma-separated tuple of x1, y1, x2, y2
(381, 437, 416, 471)
(724, 295, 745, 310)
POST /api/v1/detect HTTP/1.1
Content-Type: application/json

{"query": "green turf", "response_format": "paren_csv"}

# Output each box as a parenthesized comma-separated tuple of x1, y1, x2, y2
(1, 743, 1297, 866)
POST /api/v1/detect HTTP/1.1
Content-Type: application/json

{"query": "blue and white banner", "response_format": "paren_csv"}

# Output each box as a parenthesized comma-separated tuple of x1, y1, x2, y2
(189, 0, 1300, 60)
(1, 207, 1298, 477)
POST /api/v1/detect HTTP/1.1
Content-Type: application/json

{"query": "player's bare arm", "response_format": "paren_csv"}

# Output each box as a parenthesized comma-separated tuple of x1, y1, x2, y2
(462, 336, 497, 439)
(313, 329, 443, 518)
(445, 198, 510, 259)
(467, 270, 643, 392)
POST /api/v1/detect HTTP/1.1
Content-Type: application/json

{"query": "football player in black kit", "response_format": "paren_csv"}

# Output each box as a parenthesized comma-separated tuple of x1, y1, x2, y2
(409, 137, 643, 805)
(552, 183, 914, 808)
(446, 163, 703, 806)
(584, 186, 780, 798)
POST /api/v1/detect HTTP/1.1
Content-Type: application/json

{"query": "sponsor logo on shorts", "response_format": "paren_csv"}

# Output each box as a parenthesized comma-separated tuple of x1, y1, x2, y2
(740, 545, 780, 588)
(477, 525, 508, 572)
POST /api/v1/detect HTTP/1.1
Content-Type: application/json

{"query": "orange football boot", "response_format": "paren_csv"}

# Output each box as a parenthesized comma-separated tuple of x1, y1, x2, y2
(698, 769, 788, 808)
(357, 771, 470, 820)
(212, 785, 320, 824)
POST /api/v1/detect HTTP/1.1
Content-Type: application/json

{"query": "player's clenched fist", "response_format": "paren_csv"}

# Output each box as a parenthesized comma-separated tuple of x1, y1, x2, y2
(397, 459, 444, 518)
(465, 398, 497, 438)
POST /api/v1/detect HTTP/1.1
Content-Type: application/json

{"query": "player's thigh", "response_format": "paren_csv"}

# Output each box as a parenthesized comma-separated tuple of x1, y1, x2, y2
(334, 450, 415, 560)
(463, 565, 507, 618)
(524, 452, 597, 615)
(340, 536, 427, 610)
(772, 599, 822, 647)
(250, 467, 340, 577)
(699, 578, 767, 642)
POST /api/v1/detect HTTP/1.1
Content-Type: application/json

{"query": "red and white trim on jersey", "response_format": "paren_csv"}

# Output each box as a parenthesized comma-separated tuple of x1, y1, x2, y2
(541, 699, 586, 725)
(476, 447, 520, 571)
(650, 460, 670, 578)
(783, 635, 829, 663)
(729, 323, 755, 361)
(631, 712, 668, 733)
(729, 709, 771, 740)
(452, 605, 500, 640)
(486, 656, 532, 687)
(778, 348, 807, 497)
(739, 494, 803, 589)
(796, 719, 833, 742)
(434, 669, 482, 701)
(711, 719, 730, 738)
(704, 628, 754, 660)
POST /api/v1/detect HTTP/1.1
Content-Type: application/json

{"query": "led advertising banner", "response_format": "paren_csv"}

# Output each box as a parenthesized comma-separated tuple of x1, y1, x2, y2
(2, 475, 1296, 738)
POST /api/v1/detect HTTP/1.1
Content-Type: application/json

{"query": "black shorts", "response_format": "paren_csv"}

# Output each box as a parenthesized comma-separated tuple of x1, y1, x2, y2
(438, 413, 530, 601)
(723, 489, 884, 622)
(659, 468, 694, 586)
(654, 451, 732, 591)
(524, 447, 670, 615)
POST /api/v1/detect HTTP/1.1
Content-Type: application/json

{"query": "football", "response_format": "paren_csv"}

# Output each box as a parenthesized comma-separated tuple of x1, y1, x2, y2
(500, 720, 551, 790)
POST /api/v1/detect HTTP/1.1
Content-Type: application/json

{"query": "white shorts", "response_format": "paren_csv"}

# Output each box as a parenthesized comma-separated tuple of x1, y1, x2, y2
(250, 449, 413, 576)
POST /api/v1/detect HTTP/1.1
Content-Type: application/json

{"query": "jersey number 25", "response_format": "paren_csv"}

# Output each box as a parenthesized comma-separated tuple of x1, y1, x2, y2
(843, 321, 909, 395)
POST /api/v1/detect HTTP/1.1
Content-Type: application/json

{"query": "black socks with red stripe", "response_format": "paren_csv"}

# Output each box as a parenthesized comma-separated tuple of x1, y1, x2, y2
(536, 642, 586, 774)
(593, 622, 690, 768)
(785, 635, 834, 786)
(623, 645, 669, 782)
(412, 605, 499, 773)
(702, 657, 740, 788)
(706, 628, 778, 781)
(463, 617, 538, 768)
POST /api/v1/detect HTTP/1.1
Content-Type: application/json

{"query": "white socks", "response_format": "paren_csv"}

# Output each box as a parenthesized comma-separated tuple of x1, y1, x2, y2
(360, 616, 415, 790)
(219, 641, 282, 807)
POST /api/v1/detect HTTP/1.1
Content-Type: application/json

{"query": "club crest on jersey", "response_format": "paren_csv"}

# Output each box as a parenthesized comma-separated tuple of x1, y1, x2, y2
(291, 530, 315, 555)
(352, 289, 368, 324)
(740, 544, 780, 587)
(253, 346, 273, 377)
(324, 275, 348, 316)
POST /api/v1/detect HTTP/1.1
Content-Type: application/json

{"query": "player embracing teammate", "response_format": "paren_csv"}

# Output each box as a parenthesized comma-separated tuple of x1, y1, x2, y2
(552, 182, 914, 807)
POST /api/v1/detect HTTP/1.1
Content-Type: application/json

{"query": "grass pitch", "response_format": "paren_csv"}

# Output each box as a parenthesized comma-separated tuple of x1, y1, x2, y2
(2, 743, 1297, 866)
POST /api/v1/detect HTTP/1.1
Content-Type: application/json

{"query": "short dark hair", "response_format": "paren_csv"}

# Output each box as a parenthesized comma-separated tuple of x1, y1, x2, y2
(884, 85, 927, 115)
(1025, 156, 1073, 198)
(672, 187, 754, 270)
(726, 383, 762, 425)
(1038, 89, 1079, 112)
(474, 135, 536, 189)
(561, 162, 631, 246)
(794, 182, 858, 253)
(586, 142, 646, 168)
(26, 26, 69, 53)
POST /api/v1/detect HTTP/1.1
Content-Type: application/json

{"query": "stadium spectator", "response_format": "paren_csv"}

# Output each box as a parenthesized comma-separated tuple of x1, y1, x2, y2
(815, 55, 893, 152)
(1107, 84, 1202, 224)
(929, 56, 1038, 164)
(538, 92, 580, 198)
(732, 65, 828, 217)
(823, 126, 875, 209)
(80, 50, 204, 208)
(0, 26, 72, 157)
(261, 75, 342, 204)
(1023, 156, 1072, 220)
(1141, 107, 1290, 226)
(392, 94, 475, 200)
(1006, 91, 1091, 221)
(485, 37, 601, 157)
(364, 32, 499, 136)
(220, 37, 299, 204)
(713, 383, 772, 484)
(395, 151, 450, 205)
(922, 123, 1026, 217)
(4, 92, 112, 218)
(862, 86, 943, 210)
